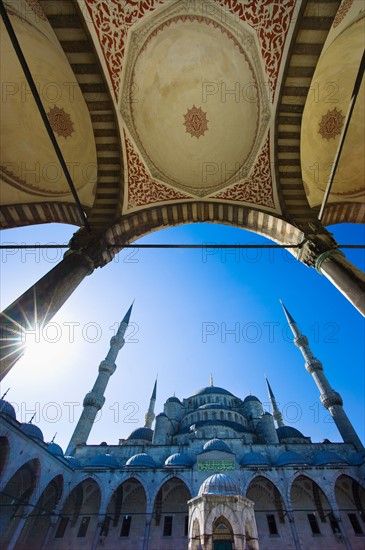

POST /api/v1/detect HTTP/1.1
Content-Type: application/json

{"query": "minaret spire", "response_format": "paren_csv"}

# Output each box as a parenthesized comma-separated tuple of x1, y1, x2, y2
(264, 374, 284, 428)
(144, 377, 157, 429)
(280, 301, 363, 450)
(65, 302, 134, 456)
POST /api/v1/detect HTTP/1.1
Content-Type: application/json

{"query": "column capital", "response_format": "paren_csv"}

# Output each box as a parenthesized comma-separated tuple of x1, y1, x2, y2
(67, 228, 116, 269)
(297, 229, 338, 268)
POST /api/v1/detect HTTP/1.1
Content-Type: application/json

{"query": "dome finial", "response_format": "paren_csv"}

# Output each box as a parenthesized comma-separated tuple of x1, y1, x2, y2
(29, 412, 36, 424)
(51, 432, 57, 443)
(1, 387, 10, 400)
(210, 373, 214, 387)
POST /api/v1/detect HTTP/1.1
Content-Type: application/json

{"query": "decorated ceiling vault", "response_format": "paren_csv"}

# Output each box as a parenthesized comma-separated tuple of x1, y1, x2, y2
(0, 0, 364, 376)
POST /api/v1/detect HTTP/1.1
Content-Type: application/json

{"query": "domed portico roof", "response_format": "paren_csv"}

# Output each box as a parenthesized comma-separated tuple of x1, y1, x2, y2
(199, 474, 241, 496)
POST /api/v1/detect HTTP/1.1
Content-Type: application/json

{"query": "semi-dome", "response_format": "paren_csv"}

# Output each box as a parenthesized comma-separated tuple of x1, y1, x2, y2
(127, 427, 153, 441)
(199, 473, 240, 496)
(240, 452, 270, 466)
(191, 386, 234, 397)
(277, 426, 305, 439)
(166, 396, 181, 404)
(243, 395, 261, 403)
(203, 438, 232, 454)
(64, 456, 81, 469)
(276, 451, 309, 467)
(20, 423, 44, 441)
(164, 453, 194, 467)
(0, 399, 16, 419)
(47, 442, 64, 457)
(313, 451, 348, 466)
(85, 454, 119, 469)
(125, 453, 157, 468)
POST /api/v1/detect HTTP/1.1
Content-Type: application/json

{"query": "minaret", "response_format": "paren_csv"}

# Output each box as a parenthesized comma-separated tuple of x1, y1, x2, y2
(65, 303, 133, 456)
(144, 378, 157, 429)
(280, 300, 363, 450)
(264, 374, 284, 428)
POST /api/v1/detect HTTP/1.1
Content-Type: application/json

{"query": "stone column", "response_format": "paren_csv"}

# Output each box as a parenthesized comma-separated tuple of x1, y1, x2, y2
(142, 511, 153, 550)
(316, 250, 365, 316)
(286, 510, 302, 550)
(0, 230, 115, 380)
(298, 235, 365, 316)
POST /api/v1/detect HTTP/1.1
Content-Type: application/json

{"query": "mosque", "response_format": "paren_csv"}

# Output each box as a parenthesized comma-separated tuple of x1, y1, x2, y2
(0, 0, 365, 548)
(0, 302, 364, 550)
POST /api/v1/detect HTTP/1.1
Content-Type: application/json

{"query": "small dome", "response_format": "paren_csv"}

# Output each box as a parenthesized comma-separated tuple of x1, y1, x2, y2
(0, 399, 16, 419)
(166, 396, 181, 404)
(21, 423, 44, 441)
(47, 442, 64, 457)
(243, 395, 261, 403)
(199, 473, 240, 496)
(64, 456, 81, 469)
(192, 387, 234, 397)
(313, 451, 348, 466)
(240, 452, 270, 466)
(126, 453, 157, 468)
(85, 454, 119, 469)
(277, 451, 309, 467)
(350, 452, 365, 466)
(164, 453, 194, 467)
(277, 426, 305, 439)
(262, 411, 272, 417)
(156, 412, 167, 418)
(203, 439, 232, 453)
(127, 427, 153, 441)
(100, 441, 108, 446)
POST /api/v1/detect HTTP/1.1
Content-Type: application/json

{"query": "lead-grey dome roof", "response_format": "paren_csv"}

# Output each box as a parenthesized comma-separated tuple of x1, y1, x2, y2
(0, 399, 16, 419)
(85, 454, 119, 469)
(21, 423, 44, 441)
(47, 442, 64, 457)
(313, 451, 348, 466)
(203, 438, 232, 453)
(243, 395, 261, 403)
(191, 386, 234, 397)
(276, 451, 309, 466)
(126, 453, 157, 468)
(277, 426, 305, 439)
(164, 453, 194, 467)
(240, 452, 270, 466)
(127, 427, 153, 441)
(199, 474, 240, 496)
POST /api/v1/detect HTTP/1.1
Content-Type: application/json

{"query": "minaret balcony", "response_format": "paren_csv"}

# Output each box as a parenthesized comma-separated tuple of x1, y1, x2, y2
(83, 391, 105, 410)
(305, 359, 323, 374)
(294, 335, 309, 347)
(98, 360, 116, 375)
(320, 391, 343, 409)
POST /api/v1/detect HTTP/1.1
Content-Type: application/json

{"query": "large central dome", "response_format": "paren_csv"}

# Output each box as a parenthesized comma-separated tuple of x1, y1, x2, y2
(191, 386, 234, 397)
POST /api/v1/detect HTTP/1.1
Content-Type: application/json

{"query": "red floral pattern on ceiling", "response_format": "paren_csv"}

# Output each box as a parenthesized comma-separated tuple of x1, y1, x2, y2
(84, 0, 165, 100)
(212, 133, 275, 208)
(217, 0, 297, 98)
(125, 132, 191, 209)
(84, 0, 296, 101)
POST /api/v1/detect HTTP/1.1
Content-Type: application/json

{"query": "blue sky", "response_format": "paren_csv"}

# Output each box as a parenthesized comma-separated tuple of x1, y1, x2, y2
(1, 221, 364, 451)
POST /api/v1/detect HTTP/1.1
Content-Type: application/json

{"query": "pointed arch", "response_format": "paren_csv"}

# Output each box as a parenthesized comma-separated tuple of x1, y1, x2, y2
(150, 476, 191, 547)
(15, 474, 64, 549)
(246, 474, 289, 547)
(0, 436, 10, 477)
(335, 474, 365, 539)
(290, 474, 340, 542)
(103, 476, 147, 544)
(50, 477, 101, 545)
(0, 458, 40, 548)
